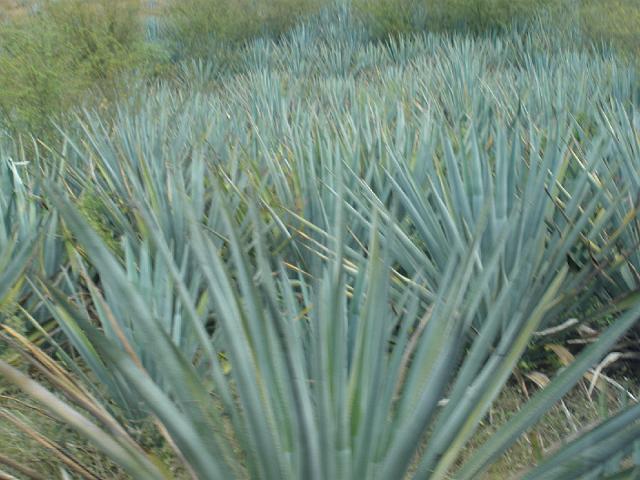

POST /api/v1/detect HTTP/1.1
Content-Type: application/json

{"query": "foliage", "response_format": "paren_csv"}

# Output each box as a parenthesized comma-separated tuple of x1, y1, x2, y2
(1, 5, 640, 480)
(354, 0, 640, 51)
(164, 0, 323, 59)
(0, 0, 155, 135)
(0, 145, 36, 313)
(354, 0, 566, 38)
(580, 0, 640, 60)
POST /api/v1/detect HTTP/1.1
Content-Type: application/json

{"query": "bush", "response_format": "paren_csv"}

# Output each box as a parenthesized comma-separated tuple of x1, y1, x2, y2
(44, 0, 144, 79)
(580, 0, 640, 60)
(0, 19, 83, 134)
(165, 0, 323, 58)
(0, 0, 153, 135)
(355, 0, 562, 38)
(354, 0, 639, 51)
(354, 0, 428, 37)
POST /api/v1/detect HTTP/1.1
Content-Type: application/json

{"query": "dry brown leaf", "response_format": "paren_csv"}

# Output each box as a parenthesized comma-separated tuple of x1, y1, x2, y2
(525, 371, 550, 389)
(545, 344, 575, 366)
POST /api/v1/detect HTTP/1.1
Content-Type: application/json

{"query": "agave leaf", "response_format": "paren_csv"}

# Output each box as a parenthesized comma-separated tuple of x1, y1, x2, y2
(457, 301, 640, 479)
(0, 359, 165, 479)
(0, 234, 34, 309)
(189, 203, 289, 480)
(521, 402, 640, 479)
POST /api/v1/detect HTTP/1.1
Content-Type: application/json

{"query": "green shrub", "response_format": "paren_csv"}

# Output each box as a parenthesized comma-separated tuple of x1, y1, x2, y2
(44, 0, 145, 80)
(354, 0, 428, 37)
(165, 0, 323, 58)
(355, 0, 562, 38)
(0, 0, 153, 136)
(580, 0, 640, 60)
(435, 0, 563, 29)
(357, 0, 639, 62)
(0, 17, 84, 134)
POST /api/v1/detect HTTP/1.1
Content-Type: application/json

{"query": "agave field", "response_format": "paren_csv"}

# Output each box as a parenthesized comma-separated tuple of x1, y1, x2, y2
(1, 6, 640, 479)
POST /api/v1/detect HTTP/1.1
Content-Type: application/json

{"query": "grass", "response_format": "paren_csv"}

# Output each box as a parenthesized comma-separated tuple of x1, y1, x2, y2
(1, 377, 635, 478)
(0, 375, 129, 479)
(0, 390, 188, 479)
(469, 381, 639, 477)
